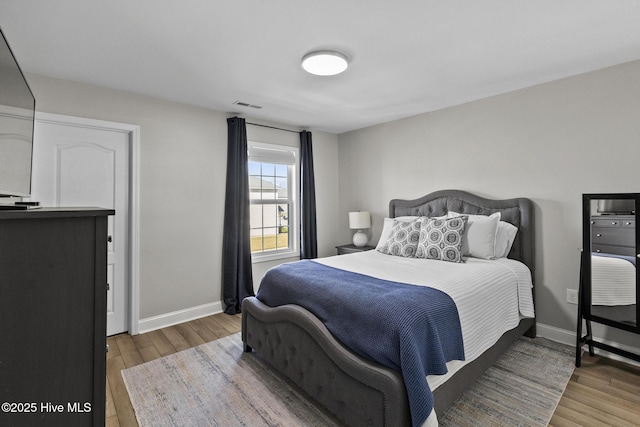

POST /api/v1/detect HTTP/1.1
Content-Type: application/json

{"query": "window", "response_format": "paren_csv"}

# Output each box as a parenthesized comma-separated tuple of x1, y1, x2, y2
(248, 142, 299, 261)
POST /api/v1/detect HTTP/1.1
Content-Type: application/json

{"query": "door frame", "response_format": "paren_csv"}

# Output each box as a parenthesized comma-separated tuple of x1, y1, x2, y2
(34, 112, 141, 335)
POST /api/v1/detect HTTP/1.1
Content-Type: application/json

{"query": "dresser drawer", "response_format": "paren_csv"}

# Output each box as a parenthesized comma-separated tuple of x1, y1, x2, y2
(591, 216, 635, 227)
(592, 218, 624, 228)
(591, 227, 635, 248)
(591, 243, 637, 257)
(621, 218, 635, 228)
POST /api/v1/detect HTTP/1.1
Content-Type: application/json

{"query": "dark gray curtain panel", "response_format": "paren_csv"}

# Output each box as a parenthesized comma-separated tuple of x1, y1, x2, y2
(300, 130, 318, 259)
(222, 117, 254, 314)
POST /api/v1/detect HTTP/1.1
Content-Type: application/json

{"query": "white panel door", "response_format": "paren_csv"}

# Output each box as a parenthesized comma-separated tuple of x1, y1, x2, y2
(31, 118, 130, 336)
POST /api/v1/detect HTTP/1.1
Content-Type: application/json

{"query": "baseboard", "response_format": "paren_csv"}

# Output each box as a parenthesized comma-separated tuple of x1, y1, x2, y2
(537, 322, 640, 367)
(137, 301, 224, 334)
(536, 322, 576, 346)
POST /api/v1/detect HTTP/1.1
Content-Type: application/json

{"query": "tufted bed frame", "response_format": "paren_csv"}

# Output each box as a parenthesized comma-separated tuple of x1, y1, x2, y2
(242, 190, 536, 426)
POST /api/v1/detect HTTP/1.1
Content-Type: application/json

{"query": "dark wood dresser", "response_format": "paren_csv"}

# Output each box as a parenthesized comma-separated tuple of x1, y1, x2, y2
(590, 214, 635, 256)
(0, 207, 114, 427)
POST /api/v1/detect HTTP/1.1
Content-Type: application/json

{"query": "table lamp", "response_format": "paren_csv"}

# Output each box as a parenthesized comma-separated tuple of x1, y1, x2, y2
(349, 211, 371, 247)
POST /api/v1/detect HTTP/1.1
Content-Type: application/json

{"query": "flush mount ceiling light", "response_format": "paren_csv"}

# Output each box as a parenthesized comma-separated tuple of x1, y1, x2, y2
(301, 50, 349, 76)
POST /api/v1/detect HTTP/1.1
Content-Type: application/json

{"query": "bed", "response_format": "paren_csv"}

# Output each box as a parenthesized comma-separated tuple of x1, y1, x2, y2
(591, 252, 636, 324)
(242, 189, 536, 426)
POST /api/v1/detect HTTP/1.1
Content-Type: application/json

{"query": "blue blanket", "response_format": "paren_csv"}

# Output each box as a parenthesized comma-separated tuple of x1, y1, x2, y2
(256, 260, 465, 426)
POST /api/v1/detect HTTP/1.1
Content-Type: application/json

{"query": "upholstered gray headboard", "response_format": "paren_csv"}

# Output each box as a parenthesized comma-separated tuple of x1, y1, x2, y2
(389, 189, 535, 280)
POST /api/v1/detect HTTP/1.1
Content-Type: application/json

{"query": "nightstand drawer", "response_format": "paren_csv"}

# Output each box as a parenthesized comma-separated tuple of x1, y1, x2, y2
(336, 244, 375, 255)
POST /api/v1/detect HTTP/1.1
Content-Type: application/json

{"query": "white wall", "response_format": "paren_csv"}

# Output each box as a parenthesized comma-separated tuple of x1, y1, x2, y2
(26, 59, 640, 351)
(337, 59, 640, 351)
(26, 74, 340, 329)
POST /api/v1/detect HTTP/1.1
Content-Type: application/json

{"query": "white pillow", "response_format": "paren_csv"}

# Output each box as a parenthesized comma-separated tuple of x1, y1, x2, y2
(495, 221, 518, 258)
(448, 212, 500, 259)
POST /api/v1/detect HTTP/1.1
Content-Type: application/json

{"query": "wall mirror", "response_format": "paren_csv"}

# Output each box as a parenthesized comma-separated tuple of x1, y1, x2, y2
(577, 193, 640, 366)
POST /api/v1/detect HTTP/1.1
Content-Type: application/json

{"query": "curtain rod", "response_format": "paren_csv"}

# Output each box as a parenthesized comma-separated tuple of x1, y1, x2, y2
(246, 121, 301, 134)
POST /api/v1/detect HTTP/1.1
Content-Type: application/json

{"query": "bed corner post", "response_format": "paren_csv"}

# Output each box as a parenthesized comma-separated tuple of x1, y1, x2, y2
(525, 322, 536, 338)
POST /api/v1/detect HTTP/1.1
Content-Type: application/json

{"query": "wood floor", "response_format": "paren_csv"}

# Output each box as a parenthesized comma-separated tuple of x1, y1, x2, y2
(107, 314, 640, 427)
(105, 312, 242, 427)
(550, 352, 640, 427)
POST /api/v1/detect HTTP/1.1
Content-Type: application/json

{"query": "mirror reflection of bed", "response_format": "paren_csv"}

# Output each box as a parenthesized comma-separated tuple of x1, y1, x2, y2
(591, 253, 636, 325)
(590, 199, 636, 327)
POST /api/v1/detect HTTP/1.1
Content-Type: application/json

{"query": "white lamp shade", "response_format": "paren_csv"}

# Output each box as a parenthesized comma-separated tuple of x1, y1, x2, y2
(349, 211, 371, 229)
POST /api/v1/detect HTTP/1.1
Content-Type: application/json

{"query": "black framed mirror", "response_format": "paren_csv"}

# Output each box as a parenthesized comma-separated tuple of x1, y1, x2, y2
(577, 193, 640, 366)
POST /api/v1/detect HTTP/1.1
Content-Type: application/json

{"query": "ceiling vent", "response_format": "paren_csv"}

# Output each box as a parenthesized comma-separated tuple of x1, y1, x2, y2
(233, 101, 262, 109)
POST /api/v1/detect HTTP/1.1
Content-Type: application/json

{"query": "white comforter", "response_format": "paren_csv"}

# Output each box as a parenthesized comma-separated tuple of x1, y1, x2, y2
(316, 250, 535, 426)
(592, 255, 636, 306)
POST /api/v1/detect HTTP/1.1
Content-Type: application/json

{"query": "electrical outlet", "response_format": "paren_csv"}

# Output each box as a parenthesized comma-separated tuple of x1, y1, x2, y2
(566, 289, 578, 304)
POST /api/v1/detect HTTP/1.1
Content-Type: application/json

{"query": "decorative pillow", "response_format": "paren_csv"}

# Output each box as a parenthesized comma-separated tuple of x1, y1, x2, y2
(416, 216, 467, 263)
(375, 216, 419, 251)
(495, 221, 518, 258)
(447, 212, 500, 259)
(376, 219, 421, 257)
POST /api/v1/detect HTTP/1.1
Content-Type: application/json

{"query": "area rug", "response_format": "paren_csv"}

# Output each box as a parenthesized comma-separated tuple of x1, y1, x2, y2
(122, 334, 575, 427)
(439, 337, 576, 426)
(122, 333, 340, 426)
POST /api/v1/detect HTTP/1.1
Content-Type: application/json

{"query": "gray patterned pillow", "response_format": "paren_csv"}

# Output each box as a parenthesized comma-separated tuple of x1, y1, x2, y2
(376, 219, 421, 257)
(416, 216, 467, 262)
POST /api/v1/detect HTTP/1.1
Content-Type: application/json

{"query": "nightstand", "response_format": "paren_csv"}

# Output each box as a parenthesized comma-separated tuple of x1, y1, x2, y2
(336, 244, 376, 255)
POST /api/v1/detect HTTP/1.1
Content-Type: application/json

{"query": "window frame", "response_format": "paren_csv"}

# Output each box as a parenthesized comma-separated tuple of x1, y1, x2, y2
(248, 141, 300, 263)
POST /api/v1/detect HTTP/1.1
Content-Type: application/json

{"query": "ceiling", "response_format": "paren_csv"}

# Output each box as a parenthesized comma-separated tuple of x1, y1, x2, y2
(1, 0, 639, 134)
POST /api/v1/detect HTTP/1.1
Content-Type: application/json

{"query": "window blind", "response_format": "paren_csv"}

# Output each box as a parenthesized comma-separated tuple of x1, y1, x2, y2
(248, 145, 296, 165)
